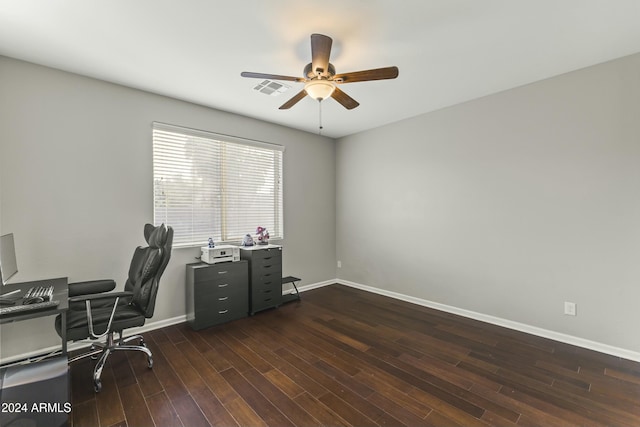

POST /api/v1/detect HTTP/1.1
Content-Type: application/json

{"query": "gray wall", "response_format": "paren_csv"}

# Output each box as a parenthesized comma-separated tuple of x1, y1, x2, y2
(3, 51, 639, 360)
(0, 56, 336, 360)
(336, 53, 640, 353)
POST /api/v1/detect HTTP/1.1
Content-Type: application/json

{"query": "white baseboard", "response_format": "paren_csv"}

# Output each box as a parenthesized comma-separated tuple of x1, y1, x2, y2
(2, 279, 333, 365)
(336, 279, 640, 363)
(6, 278, 638, 365)
(290, 279, 336, 294)
(3, 279, 335, 365)
(0, 315, 188, 366)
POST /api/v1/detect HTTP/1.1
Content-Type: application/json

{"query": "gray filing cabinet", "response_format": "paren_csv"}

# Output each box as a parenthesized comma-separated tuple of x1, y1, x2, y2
(240, 245, 282, 314)
(185, 260, 248, 330)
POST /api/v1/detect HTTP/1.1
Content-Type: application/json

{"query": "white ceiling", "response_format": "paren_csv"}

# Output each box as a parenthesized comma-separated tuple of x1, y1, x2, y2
(1, 1, 639, 138)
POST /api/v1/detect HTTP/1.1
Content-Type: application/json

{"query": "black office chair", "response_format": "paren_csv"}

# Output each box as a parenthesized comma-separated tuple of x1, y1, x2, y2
(55, 223, 173, 392)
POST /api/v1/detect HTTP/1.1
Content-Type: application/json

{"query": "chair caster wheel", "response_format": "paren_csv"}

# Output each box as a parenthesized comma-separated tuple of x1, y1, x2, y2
(94, 380, 102, 393)
(147, 357, 153, 369)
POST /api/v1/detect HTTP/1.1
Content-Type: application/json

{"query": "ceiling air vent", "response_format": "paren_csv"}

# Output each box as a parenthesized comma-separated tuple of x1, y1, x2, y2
(253, 80, 290, 96)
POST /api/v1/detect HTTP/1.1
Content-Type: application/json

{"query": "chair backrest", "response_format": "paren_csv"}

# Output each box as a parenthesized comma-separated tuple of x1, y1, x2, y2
(124, 223, 173, 318)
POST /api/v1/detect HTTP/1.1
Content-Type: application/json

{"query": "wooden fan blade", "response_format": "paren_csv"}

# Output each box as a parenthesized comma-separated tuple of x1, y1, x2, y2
(331, 87, 359, 110)
(279, 90, 307, 110)
(241, 71, 305, 82)
(310, 34, 333, 77)
(333, 66, 399, 83)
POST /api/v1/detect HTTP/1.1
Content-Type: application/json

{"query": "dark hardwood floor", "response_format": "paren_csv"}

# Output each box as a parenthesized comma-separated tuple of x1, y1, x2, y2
(70, 284, 640, 426)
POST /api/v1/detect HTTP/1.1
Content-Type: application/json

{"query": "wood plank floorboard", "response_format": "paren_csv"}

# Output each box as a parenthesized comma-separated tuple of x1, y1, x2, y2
(69, 284, 640, 426)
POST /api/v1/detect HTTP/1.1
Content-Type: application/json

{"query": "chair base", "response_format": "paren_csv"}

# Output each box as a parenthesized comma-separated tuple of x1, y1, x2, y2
(69, 332, 153, 392)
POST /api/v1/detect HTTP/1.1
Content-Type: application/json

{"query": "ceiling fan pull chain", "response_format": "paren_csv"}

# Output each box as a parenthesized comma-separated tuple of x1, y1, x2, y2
(318, 100, 323, 135)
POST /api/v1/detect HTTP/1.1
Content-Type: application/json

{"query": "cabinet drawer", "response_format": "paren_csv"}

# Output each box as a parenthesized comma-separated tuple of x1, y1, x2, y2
(252, 268, 281, 284)
(193, 262, 246, 285)
(252, 283, 281, 297)
(252, 252, 282, 267)
(254, 256, 281, 270)
(195, 292, 247, 312)
(251, 275, 282, 292)
(192, 304, 248, 329)
(195, 279, 246, 298)
(251, 293, 282, 313)
(248, 246, 282, 260)
(252, 264, 282, 279)
(209, 309, 246, 326)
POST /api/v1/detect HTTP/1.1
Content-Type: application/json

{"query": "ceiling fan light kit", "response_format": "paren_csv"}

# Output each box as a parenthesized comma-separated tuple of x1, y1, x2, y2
(241, 33, 399, 112)
(304, 78, 336, 100)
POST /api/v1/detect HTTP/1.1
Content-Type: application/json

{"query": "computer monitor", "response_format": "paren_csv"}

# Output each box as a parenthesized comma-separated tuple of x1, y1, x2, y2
(0, 233, 18, 285)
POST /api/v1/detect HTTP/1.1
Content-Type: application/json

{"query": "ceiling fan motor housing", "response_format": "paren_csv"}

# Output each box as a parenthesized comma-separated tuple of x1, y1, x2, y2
(305, 62, 336, 79)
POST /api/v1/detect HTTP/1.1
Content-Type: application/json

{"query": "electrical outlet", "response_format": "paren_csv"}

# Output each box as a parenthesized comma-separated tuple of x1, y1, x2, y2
(564, 301, 577, 316)
(337, 260, 342, 268)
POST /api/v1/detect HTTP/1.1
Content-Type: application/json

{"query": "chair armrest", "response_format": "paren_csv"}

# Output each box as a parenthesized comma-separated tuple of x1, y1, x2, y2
(68, 291, 134, 340)
(68, 291, 133, 304)
(68, 279, 116, 297)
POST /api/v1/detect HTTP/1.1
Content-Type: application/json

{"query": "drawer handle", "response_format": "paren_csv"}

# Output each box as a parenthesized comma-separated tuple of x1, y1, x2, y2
(264, 298, 272, 302)
(218, 296, 228, 301)
(218, 271, 228, 274)
(218, 309, 229, 314)
(264, 256, 272, 260)
(218, 283, 229, 288)
(264, 281, 272, 285)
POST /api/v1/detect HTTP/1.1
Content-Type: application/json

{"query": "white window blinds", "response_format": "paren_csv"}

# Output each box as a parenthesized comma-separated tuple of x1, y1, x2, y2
(153, 122, 284, 247)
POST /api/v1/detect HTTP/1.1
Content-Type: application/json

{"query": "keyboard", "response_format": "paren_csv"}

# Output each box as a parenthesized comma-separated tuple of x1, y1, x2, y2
(0, 300, 59, 316)
(24, 285, 54, 302)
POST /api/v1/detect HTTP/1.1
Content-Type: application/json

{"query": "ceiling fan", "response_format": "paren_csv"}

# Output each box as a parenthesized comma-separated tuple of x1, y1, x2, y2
(241, 33, 399, 110)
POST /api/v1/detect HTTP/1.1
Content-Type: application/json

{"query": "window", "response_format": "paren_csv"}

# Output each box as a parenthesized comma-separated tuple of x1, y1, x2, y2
(152, 122, 283, 247)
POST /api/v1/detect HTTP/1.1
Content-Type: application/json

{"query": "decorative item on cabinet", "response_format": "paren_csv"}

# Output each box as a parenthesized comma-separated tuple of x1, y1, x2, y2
(185, 260, 249, 330)
(255, 226, 270, 245)
(242, 234, 255, 246)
